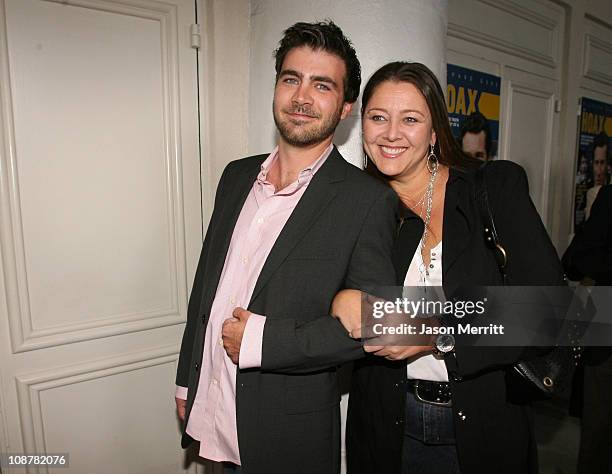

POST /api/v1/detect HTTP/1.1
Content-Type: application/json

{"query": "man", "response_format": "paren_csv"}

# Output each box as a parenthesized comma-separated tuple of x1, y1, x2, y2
(563, 185, 612, 474)
(460, 111, 492, 160)
(585, 132, 609, 218)
(175, 21, 397, 474)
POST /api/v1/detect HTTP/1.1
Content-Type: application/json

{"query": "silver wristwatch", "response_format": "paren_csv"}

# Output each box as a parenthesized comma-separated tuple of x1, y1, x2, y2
(433, 334, 455, 357)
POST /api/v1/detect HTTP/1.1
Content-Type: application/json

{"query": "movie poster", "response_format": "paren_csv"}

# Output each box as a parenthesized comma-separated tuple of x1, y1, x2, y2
(573, 97, 612, 231)
(446, 64, 501, 159)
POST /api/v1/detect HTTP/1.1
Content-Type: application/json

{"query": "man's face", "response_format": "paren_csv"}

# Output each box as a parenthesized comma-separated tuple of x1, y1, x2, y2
(273, 46, 352, 147)
(462, 131, 489, 160)
(593, 145, 607, 184)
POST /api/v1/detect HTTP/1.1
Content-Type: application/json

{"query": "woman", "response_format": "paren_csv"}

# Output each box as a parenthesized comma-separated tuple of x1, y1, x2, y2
(333, 62, 564, 473)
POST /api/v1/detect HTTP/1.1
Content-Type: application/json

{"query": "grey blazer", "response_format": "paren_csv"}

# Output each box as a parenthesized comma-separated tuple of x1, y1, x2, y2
(176, 147, 398, 474)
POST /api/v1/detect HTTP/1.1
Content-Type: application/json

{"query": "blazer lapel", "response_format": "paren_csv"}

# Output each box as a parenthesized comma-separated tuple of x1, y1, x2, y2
(394, 205, 423, 284)
(248, 148, 346, 305)
(442, 169, 474, 279)
(199, 160, 262, 313)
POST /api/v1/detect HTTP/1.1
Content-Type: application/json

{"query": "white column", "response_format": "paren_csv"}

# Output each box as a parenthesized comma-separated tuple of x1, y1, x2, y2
(247, 0, 448, 166)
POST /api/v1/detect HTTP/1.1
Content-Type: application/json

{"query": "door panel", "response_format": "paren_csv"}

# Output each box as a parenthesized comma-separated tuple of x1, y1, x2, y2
(0, 0, 201, 472)
(501, 67, 558, 227)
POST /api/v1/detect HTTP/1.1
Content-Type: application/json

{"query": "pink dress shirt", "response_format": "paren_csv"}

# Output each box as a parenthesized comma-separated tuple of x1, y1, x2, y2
(176, 144, 333, 464)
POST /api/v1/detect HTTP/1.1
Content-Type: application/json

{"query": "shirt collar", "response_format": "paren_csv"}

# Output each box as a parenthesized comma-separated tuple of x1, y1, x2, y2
(256, 143, 334, 188)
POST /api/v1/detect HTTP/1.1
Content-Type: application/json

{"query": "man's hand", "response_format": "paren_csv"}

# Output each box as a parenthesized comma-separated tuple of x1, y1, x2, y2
(222, 307, 251, 364)
(175, 397, 186, 421)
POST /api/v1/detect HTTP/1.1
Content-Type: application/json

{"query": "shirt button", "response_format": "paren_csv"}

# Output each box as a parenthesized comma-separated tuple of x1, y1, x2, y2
(242, 257, 248, 264)
(230, 297, 236, 305)
(194, 363, 199, 372)
(213, 379, 218, 385)
(201, 314, 206, 324)
(219, 338, 223, 346)
(257, 217, 264, 224)
(429, 264, 434, 269)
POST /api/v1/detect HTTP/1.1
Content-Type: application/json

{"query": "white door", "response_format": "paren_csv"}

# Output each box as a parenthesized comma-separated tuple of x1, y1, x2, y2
(500, 66, 559, 228)
(0, 0, 201, 473)
(446, 52, 561, 231)
(447, 0, 565, 237)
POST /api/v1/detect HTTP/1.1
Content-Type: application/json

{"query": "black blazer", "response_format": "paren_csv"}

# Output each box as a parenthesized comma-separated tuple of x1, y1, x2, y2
(176, 147, 398, 474)
(563, 185, 612, 284)
(562, 185, 612, 365)
(346, 160, 564, 474)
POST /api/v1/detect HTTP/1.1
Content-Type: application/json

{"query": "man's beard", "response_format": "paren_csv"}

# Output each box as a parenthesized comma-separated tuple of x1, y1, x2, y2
(273, 102, 343, 147)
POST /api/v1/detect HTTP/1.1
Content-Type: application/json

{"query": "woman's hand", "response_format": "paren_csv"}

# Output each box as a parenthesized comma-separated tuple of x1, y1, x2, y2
(332, 290, 437, 360)
(364, 314, 439, 360)
(365, 344, 433, 361)
(331, 289, 363, 336)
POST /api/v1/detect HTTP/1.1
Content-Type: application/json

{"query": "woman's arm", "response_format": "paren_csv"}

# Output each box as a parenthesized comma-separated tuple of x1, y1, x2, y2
(447, 161, 565, 378)
(332, 289, 436, 360)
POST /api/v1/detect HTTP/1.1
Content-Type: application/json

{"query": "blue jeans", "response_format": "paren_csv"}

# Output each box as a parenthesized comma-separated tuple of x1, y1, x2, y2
(223, 463, 241, 474)
(401, 390, 461, 474)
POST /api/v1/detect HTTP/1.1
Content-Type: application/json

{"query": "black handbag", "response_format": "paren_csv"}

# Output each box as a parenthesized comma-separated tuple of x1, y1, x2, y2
(474, 163, 584, 400)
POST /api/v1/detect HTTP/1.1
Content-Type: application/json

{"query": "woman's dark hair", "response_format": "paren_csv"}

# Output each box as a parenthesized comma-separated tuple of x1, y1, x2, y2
(361, 61, 478, 177)
(274, 20, 361, 104)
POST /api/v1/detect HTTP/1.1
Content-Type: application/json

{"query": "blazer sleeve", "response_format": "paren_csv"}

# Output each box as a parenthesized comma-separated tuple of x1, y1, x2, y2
(449, 162, 565, 377)
(562, 185, 612, 283)
(260, 187, 399, 374)
(175, 163, 233, 387)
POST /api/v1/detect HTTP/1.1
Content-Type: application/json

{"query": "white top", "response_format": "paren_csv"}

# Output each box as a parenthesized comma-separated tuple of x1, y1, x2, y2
(403, 241, 449, 382)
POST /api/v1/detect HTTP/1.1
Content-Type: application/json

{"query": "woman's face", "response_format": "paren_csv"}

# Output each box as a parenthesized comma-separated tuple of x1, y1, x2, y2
(362, 80, 436, 179)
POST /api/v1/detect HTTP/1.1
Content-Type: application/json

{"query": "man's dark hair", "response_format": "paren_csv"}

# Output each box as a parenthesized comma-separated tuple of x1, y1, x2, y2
(459, 112, 492, 157)
(594, 131, 609, 151)
(273, 20, 361, 103)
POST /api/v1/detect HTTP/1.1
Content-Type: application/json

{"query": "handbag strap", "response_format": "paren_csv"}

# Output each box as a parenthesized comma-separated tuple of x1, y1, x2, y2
(474, 162, 508, 284)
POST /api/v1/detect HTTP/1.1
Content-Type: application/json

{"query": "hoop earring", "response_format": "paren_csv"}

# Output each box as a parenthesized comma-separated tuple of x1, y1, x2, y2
(363, 153, 368, 169)
(426, 144, 438, 174)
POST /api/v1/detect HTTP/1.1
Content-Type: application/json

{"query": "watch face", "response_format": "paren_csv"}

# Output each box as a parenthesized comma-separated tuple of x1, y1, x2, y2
(436, 334, 455, 353)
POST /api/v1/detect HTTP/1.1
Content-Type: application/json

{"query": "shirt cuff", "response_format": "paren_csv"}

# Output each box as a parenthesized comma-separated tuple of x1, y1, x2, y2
(239, 312, 266, 369)
(175, 385, 188, 400)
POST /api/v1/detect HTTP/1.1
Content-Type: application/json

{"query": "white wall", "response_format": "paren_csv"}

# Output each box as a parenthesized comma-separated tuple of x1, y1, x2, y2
(447, 0, 612, 251)
(556, 0, 612, 248)
(198, 0, 251, 221)
(246, 0, 447, 166)
(200, 0, 612, 251)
